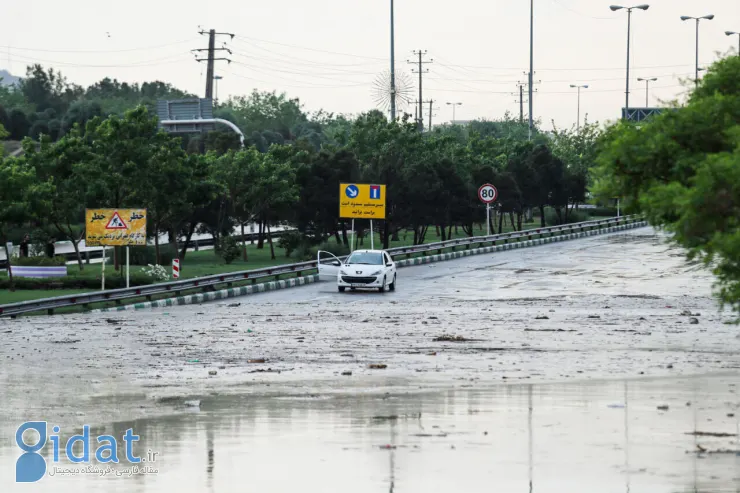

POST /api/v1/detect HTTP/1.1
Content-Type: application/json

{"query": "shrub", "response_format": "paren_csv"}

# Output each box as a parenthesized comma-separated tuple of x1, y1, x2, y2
(277, 231, 304, 258)
(544, 209, 590, 226)
(215, 236, 240, 264)
(586, 206, 618, 217)
(128, 245, 177, 266)
(12, 255, 67, 266)
(310, 240, 350, 259)
(0, 273, 156, 291)
(140, 264, 170, 282)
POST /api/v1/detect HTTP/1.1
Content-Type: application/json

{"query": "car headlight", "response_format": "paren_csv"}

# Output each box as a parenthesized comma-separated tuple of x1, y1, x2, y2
(370, 270, 382, 276)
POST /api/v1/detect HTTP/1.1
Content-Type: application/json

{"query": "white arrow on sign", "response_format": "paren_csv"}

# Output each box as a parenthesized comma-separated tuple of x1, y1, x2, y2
(478, 183, 498, 204)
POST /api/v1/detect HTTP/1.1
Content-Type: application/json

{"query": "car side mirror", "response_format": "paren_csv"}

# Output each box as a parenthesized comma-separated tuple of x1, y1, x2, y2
(331, 260, 341, 266)
(386, 262, 392, 267)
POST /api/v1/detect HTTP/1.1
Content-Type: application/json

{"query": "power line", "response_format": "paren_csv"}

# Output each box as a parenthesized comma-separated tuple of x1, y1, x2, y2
(6, 52, 192, 68)
(0, 38, 198, 54)
(232, 34, 386, 61)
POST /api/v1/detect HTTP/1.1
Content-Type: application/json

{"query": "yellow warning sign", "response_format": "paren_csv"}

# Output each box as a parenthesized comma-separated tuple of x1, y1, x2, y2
(85, 209, 147, 246)
(339, 183, 386, 219)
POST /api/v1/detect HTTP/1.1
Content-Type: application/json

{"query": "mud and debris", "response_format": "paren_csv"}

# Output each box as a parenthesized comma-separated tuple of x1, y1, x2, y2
(1, 227, 739, 486)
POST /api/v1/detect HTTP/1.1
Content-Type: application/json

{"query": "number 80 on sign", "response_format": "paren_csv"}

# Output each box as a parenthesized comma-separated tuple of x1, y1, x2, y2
(478, 183, 498, 204)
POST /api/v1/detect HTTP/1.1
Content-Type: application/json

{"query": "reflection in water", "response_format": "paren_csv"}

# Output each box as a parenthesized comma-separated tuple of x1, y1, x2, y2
(1, 375, 738, 493)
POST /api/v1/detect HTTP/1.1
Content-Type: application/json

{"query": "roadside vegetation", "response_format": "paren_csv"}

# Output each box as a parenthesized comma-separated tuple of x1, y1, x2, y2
(2, 62, 617, 303)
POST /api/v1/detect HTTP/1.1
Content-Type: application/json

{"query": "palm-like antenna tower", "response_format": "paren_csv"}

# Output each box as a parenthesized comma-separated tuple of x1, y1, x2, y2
(373, 70, 413, 118)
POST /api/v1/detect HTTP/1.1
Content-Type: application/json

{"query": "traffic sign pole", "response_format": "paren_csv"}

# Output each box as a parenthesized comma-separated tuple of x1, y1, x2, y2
(126, 247, 130, 288)
(486, 204, 490, 236)
(478, 183, 498, 236)
(351, 219, 355, 253)
(102, 247, 105, 291)
(370, 220, 374, 250)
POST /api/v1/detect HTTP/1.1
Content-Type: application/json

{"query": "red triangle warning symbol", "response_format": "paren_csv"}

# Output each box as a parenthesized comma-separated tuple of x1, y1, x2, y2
(105, 211, 128, 230)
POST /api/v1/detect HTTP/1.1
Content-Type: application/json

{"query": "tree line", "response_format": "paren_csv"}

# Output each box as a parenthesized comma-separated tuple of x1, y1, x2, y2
(0, 63, 604, 284)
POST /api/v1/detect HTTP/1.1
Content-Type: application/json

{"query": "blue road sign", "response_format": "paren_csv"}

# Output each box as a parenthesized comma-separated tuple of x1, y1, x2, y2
(345, 184, 359, 199)
(369, 185, 381, 200)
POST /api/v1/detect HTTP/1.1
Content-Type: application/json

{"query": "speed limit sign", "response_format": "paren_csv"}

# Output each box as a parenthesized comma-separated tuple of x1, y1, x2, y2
(478, 183, 498, 204)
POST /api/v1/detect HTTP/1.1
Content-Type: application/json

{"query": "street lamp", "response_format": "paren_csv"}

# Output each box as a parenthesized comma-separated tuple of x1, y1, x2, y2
(214, 75, 223, 104)
(446, 102, 462, 123)
(569, 84, 588, 130)
(610, 5, 650, 120)
(680, 14, 715, 87)
(726, 31, 740, 55)
(636, 77, 657, 106)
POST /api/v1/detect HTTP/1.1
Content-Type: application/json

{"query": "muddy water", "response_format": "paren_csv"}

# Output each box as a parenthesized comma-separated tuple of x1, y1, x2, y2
(2, 375, 739, 492)
(1, 227, 740, 491)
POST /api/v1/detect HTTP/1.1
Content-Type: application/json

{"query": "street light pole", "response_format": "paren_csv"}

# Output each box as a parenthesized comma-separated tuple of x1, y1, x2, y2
(446, 102, 462, 123)
(390, 0, 396, 121)
(569, 84, 588, 130)
(636, 77, 657, 106)
(681, 15, 715, 87)
(610, 5, 650, 120)
(726, 31, 740, 55)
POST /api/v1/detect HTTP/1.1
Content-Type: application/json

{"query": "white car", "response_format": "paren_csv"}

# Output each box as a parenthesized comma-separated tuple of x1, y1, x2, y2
(318, 249, 397, 293)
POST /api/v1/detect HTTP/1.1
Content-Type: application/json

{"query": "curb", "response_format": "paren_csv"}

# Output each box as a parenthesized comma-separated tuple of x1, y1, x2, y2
(91, 220, 648, 313)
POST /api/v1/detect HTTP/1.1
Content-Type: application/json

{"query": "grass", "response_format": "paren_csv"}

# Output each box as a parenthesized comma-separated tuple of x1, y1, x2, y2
(0, 214, 615, 309)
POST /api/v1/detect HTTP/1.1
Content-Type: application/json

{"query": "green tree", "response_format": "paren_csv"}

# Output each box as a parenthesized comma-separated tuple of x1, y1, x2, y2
(593, 53, 740, 312)
(22, 133, 94, 269)
(0, 157, 44, 286)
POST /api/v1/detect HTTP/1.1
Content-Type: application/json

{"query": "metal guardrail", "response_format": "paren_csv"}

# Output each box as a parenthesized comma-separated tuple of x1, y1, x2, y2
(0, 215, 643, 317)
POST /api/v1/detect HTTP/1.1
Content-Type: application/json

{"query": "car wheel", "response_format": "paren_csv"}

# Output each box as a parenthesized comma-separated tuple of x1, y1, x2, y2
(378, 276, 386, 293)
(389, 274, 396, 291)
(338, 286, 346, 292)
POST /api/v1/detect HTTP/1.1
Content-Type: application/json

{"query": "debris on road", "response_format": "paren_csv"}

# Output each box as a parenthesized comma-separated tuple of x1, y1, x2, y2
(248, 358, 266, 364)
(657, 405, 669, 411)
(685, 431, 737, 437)
(208, 370, 217, 376)
(433, 335, 471, 342)
(369, 364, 388, 369)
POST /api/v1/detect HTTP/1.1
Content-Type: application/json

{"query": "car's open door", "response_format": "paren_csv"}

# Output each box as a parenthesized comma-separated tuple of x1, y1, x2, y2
(317, 250, 343, 281)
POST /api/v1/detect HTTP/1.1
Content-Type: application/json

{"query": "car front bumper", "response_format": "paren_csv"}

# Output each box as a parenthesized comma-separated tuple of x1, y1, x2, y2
(337, 275, 383, 288)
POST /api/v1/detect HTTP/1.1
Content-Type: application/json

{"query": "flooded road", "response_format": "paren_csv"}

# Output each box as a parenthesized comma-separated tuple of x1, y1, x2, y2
(2, 375, 739, 492)
(1, 227, 739, 491)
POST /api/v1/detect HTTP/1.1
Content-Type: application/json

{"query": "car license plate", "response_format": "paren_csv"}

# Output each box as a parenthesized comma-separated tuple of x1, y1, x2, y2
(351, 284, 366, 288)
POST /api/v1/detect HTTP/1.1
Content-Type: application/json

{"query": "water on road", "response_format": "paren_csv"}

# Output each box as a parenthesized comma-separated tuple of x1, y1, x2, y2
(1, 227, 739, 492)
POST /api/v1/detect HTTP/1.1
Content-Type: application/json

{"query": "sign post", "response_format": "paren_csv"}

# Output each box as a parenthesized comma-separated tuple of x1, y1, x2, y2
(339, 183, 386, 251)
(478, 184, 498, 236)
(86, 209, 147, 291)
(172, 258, 180, 279)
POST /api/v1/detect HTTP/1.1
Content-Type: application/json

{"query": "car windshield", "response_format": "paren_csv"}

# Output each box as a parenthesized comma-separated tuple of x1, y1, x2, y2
(346, 252, 384, 265)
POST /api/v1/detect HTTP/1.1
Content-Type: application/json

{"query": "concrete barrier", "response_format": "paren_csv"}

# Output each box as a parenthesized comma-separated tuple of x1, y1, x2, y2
(91, 220, 649, 314)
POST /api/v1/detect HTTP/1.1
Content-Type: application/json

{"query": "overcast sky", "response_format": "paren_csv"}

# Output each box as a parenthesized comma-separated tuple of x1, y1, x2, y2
(2, 0, 738, 130)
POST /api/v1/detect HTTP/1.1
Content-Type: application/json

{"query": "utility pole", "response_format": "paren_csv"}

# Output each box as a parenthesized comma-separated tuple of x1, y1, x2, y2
(428, 99, 433, 130)
(514, 75, 538, 124)
(408, 50, 432, 132)
(194, 29, 234, 99)
(412, 99, 434, 131)
(515, 82, 527, 122)
(528, 0, 534, 140)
